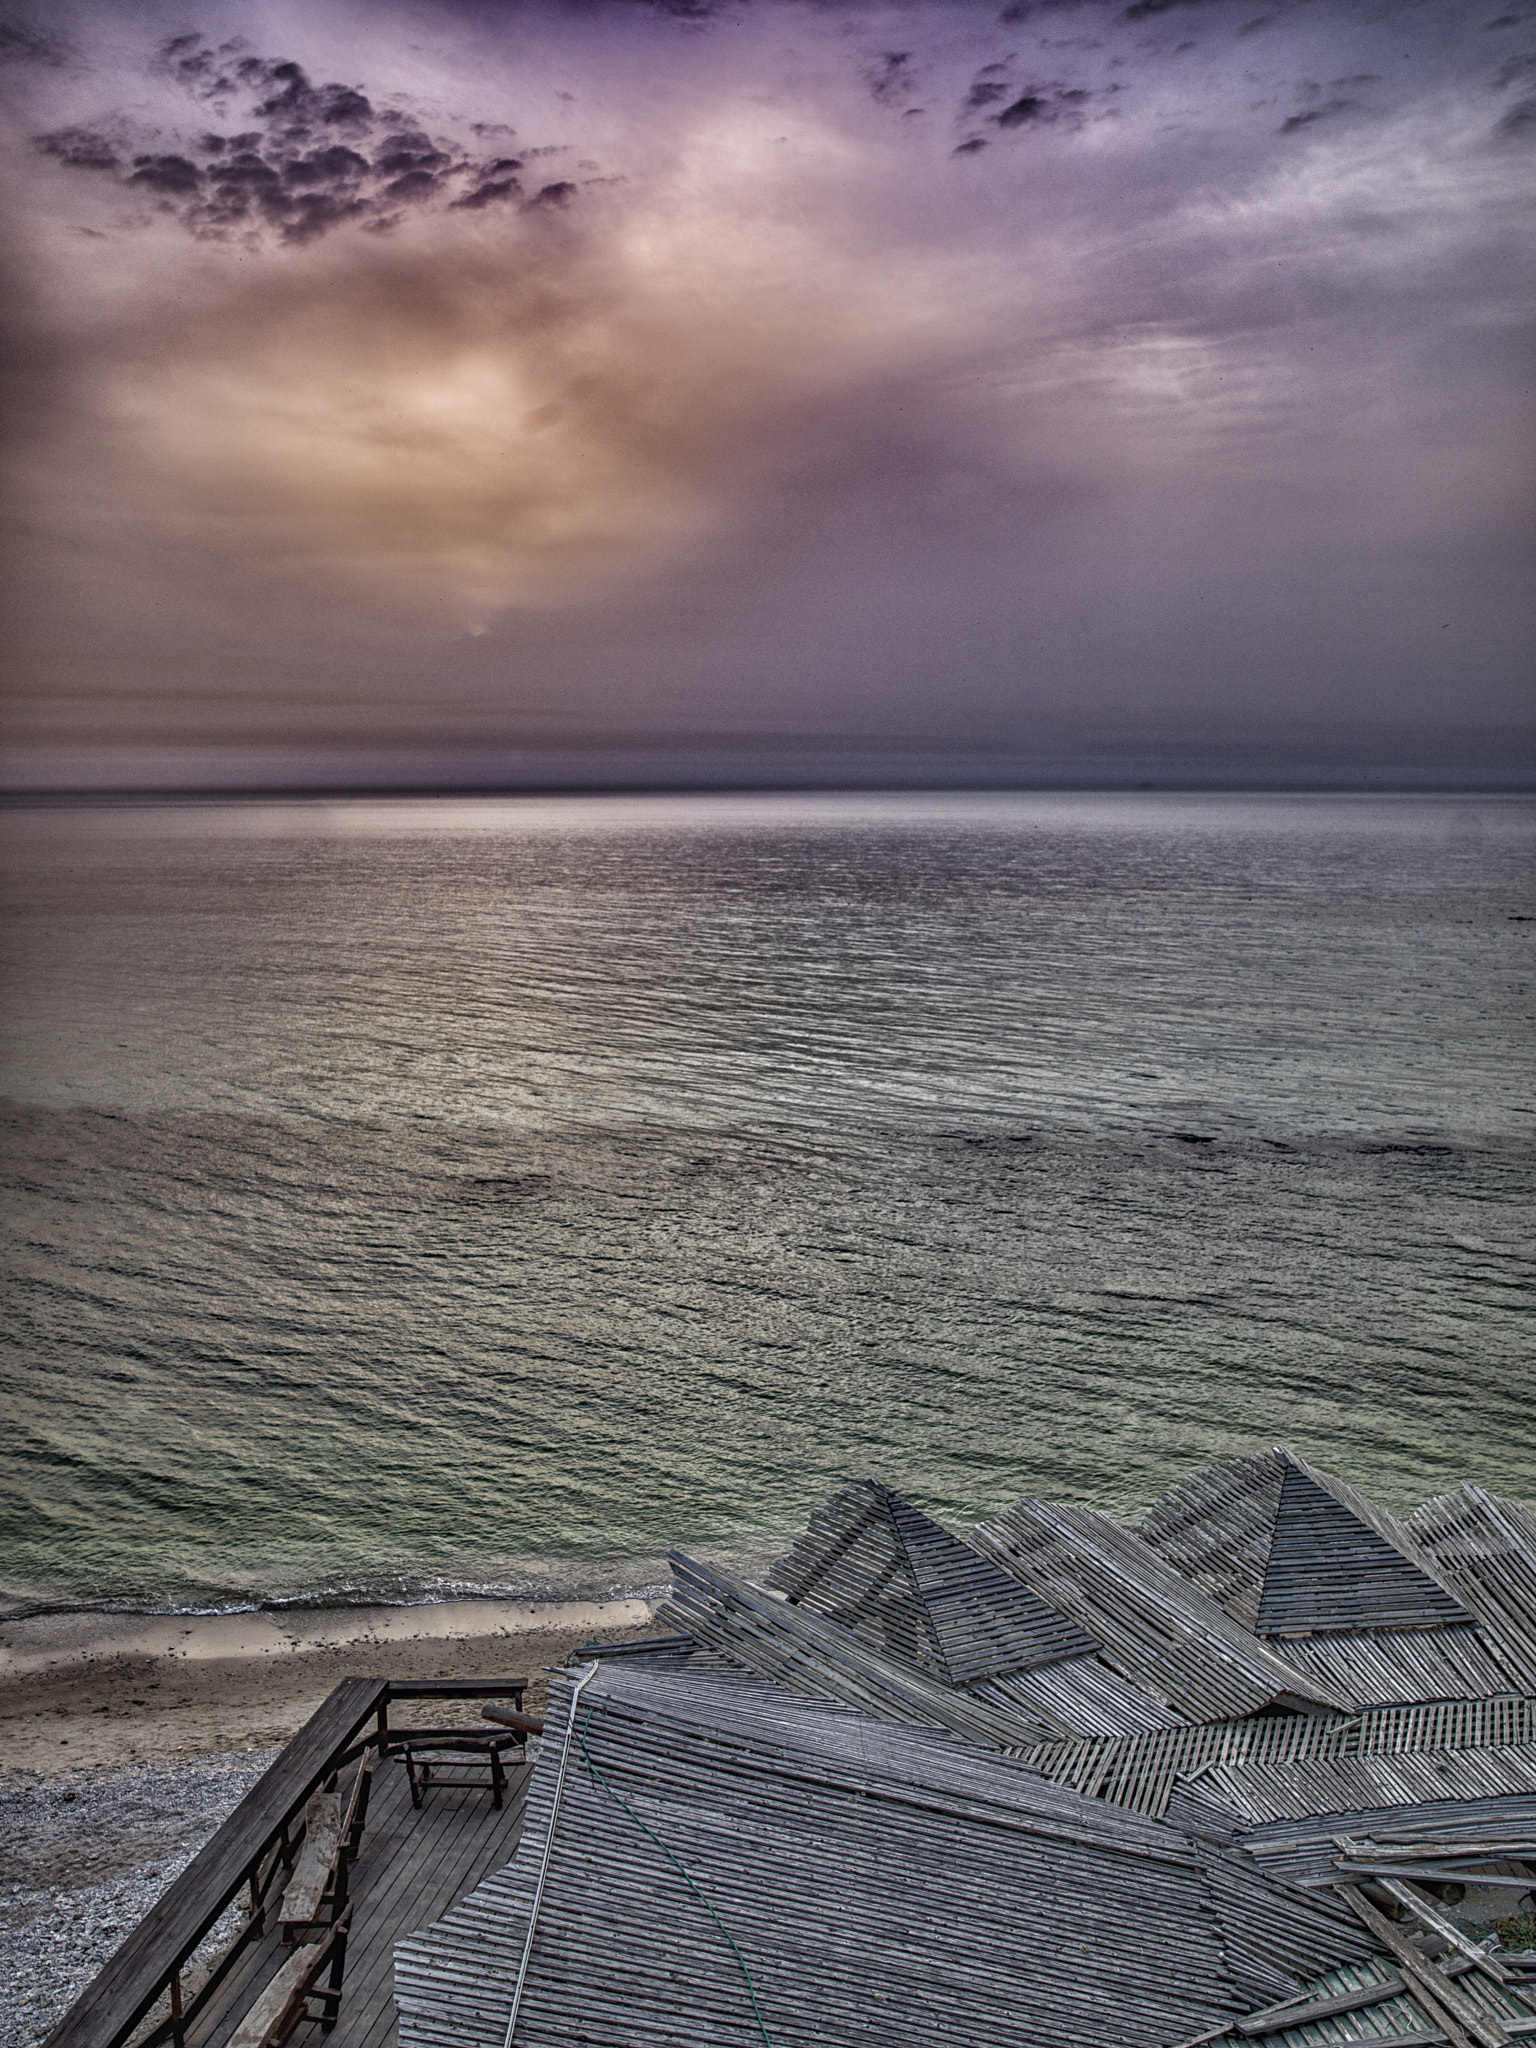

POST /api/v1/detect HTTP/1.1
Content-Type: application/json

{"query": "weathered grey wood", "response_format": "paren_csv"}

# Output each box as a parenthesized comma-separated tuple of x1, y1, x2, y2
(1338, 1864, 1536, 1890)
(1349, 1842, 1536, 1863)
(177, 1758, 532, 2048)
(1370, 1876, 1514, 1984)
(765, 1480, 1100, 1685)
(1333, 1882, 1506, 2048)
(1233, 1952, 1509, 2037)
(479, 1706, 544, 1736)
(972, 1495, 1352, 1723)
(1408, 1487, 1536, 1693)
(226, 1906, 352, 2048)
(279, 1792, 344, 1934)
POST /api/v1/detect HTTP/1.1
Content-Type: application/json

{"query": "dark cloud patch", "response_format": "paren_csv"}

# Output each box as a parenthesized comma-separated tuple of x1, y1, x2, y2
(1483, 15, 1526, 27)
(30, 35, 582, 246)
(949, 61, 1098, 144)
(35, 125, 122, 172)
(248, 60, 373, 132)
(382, 169, 441, 201)
(867, 52, 916, 105)
(280, 192, 371, 243)
(1494, 51, 1536, 87)
(0, 16, 72, 65)
(1495, 93, 1536, 135)
(453, 162, 524, 210)
(284, 146, 370, 185)
(1279, 98, 1354, 134)
(375, 135, 450, 176)
(996, 85, 1090, 129)
(159, 39, 371, 137)
(966, 63, 1012, 110)
(127, 154, 202, 195)
(160, 31, 242, 103)
(1123, 0, 1216, 18)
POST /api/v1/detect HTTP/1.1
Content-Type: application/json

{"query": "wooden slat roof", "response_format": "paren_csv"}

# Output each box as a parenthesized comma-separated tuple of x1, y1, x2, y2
(1258, 1462, 1472, 1636)
(1139, 1448, 1476, 1640)
(661, 1548, 1062, 1747)
(764, 1479, 1097, 1684)
(972, 1497, 1354, 1723)
(1408, 1485, 1536, 1691)
(395, 1661, 1376, 2048)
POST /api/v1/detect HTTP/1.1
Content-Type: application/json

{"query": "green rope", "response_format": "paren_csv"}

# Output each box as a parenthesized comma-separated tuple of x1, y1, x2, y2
(578, 1708, 774, 2048)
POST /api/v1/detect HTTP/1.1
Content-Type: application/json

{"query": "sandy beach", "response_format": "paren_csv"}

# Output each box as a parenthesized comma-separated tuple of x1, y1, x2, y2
(0, 1595, 658, 1778)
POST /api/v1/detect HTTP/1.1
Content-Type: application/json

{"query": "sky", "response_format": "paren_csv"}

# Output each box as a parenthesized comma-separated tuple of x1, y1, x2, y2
(1, 0, 1532, 791)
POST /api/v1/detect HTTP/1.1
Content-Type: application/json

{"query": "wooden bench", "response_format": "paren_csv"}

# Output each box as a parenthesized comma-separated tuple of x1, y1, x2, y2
(401, 1731, 524, 1810)
(278, 1762, 370, 1946)
(227, 1904, 352, 2048)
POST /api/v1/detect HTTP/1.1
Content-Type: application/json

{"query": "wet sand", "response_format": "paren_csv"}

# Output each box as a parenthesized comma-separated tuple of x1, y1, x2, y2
(0, 1597, 658, 1778)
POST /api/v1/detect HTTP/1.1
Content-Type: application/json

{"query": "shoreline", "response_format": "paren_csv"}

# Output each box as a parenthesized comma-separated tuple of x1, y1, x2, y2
(0, 1595, 657, 1779)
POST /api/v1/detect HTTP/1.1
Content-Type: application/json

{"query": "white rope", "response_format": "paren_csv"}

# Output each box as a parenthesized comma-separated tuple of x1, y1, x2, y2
(502, 1660, 601, 2048)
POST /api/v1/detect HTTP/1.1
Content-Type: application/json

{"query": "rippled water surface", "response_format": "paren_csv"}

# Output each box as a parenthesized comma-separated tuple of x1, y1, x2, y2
(1, 792, 1532, 1617)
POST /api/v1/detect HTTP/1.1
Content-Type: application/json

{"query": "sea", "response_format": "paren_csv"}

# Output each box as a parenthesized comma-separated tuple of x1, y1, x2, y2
(1, 790, 1532, 1623)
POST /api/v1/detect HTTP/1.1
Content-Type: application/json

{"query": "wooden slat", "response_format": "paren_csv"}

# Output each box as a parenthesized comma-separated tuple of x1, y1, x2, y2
(1332, 1884, 1508, 2048)
(1258, 1461, 1473, 1637)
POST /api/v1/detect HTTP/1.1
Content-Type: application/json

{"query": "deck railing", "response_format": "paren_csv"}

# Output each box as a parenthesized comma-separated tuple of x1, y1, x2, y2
(42, 1676, 529, 2048)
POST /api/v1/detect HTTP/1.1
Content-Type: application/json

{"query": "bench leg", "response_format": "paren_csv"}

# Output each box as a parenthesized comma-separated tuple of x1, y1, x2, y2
(317, 1923, 350, 2032)
(491, 1749, 505, 1810)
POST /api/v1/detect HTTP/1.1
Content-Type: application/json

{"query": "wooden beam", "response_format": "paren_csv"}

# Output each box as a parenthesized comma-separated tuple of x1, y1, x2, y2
(1332, 1883, 1510, 2048)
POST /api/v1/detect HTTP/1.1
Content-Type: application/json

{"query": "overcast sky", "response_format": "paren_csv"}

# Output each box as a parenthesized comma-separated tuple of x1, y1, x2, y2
(2, 0, 1532, 790)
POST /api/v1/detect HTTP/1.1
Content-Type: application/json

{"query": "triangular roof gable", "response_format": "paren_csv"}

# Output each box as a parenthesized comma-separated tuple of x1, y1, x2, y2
(766, 1481, 945, 1672)
(883, 1490, 1099, 1684)
(768, 1481, 1097, 1685)
(1257, 1458, 1474, 1636)
(1138, 1453, 1286, 1630)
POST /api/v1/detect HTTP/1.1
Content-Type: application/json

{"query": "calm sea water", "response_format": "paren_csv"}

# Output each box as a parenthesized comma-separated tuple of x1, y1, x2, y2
(0, 791, 1532, 1620)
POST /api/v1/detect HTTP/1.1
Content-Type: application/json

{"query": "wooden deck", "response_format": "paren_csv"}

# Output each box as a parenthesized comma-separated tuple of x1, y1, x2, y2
(187, 1756, 532, 2048)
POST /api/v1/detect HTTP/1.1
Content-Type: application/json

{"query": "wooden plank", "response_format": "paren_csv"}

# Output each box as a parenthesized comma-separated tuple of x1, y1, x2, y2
(1376, 1880, 1514, 1984)
(43, 1679, 387, 2048)
(381, 1681, 527, 1703)
(326, 1761, 529, 2047)
(226, 1907, 351, 2048)
(279, 1791, 343, 1930)
(1234, 1954, 1497, 2036)
(1332, 1883, 1507, 2048)
(1335, 1866, 1536, 1890)
(184, 1759, 528, 2048)
(1352, 1843, 1536, 1863)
